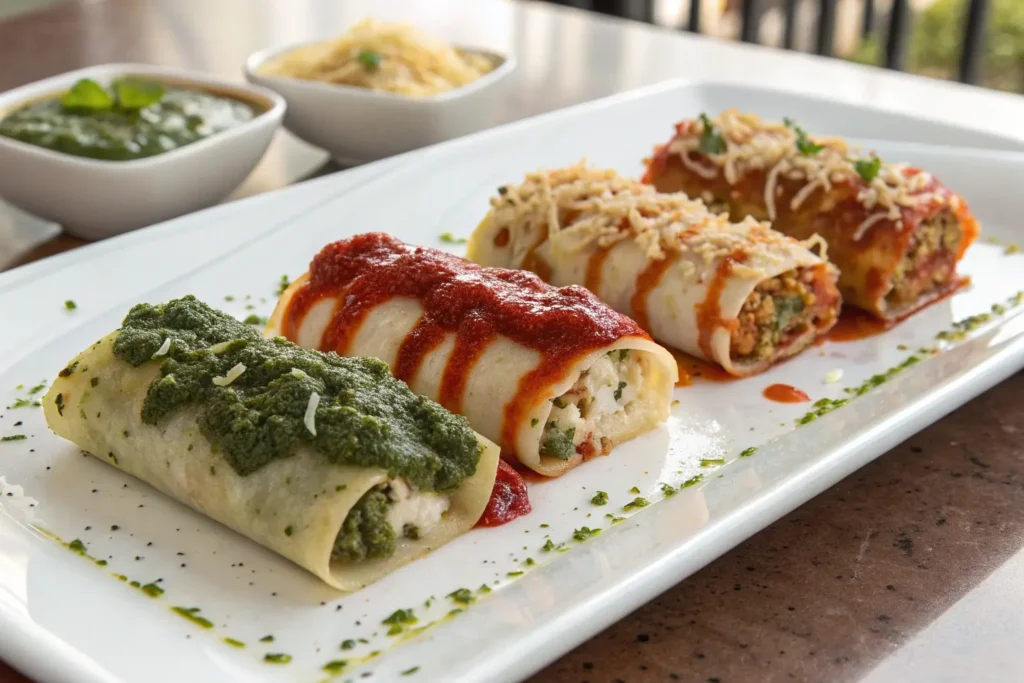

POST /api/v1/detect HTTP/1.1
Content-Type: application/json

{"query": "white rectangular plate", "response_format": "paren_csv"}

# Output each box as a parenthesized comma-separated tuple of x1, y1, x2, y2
(3, 81, 1024, 683)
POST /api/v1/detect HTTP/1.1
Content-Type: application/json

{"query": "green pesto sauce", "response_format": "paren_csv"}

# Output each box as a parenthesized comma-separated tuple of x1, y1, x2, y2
(0, 85, 256, 161)
(111, 297, 481, 492)
(332, 489, 396, 562)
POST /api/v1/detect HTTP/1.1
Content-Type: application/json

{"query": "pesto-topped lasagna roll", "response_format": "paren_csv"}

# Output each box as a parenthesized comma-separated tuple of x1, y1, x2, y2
(268, 232, 677, 478)
(43, 296, 500, 591)
(643, 110, 980, 319)
(467, 163, 841, 377)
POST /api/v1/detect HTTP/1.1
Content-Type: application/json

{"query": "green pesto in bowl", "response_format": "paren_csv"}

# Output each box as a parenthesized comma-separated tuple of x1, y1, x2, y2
(0, 77, 259, 161)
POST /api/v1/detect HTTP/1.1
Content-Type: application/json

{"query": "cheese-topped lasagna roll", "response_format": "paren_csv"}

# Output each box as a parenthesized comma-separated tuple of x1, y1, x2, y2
(467, 163, 841, 377)
(643, 110, 980, 319)
(43, 296, 501, 591)
(268, 233, 677, 478)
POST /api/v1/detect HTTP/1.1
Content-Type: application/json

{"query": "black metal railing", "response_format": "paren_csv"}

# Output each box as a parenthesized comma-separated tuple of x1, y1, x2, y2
(542, 0, 992, 87)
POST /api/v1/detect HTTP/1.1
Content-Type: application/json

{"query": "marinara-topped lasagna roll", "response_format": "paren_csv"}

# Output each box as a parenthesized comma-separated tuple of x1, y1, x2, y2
(467, 163, 841, 377)
(642, 110, 980, 319)
(268, 232, 678, 478)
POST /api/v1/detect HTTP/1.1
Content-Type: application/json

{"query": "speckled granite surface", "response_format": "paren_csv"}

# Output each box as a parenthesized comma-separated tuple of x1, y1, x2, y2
(530, 372, 1024, 683)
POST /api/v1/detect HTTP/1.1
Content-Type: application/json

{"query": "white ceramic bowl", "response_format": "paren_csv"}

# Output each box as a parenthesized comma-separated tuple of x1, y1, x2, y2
(244, 43, 515, 164)
(0, 63, 285, 241)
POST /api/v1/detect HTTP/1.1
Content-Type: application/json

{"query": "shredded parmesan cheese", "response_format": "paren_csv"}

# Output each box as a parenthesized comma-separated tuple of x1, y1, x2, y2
(207, 340, 236, 355)
(212, 363, 246, 387)
(152, 337, 171, 358)
(665, 110, 951, 241)
(487, 161, 817, 280)
(304, 391, 320, 436)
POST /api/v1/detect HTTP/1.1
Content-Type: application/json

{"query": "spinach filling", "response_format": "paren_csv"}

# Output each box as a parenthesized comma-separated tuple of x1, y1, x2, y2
(112, 296, 481, 493)
(332, 489, 396, 562)
(774, 295, 805, 332)
(540, 423, 576, 460)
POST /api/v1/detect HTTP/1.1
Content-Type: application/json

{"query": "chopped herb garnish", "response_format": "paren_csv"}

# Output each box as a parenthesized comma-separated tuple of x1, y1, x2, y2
(783, 117, 824, 156)
(54, 393, 64, 416)
(264, 653, 291, 664)
(357, 49, 383, 70)
(401, 667, 420, 676)
(323, 660, 348, 674)
(698, 113, 727, 154)
(447, 588, 474, 605)
(276, 274, 290, 295)
(590, 490, 609, 506)
(64, 300, 77, 311)
(260, 635, 275, 643)
(28, 383, 46, 394)
(660, 482, 678, 496)
(572, 526, 601, 541)
(68, 539, 86, 554)
(606, 514, 626, 524)
(243, 314, 268, 326)
(854, 157, 882, 183)
(439, 232, 468, 244)
(1, 435, 26, 442)
(171, 606, 213, 629)
(629, 486, 640, 494)
(530, 418, 539, 427)
(58, 361, 79, 377)
(507, 570, 524, 577)
(382, 608, 417, 626)
(700, 458, 726, 467)
(90, 377, 100, 387)
(739, 446, 757, 457)
(682, 474, 704, 488)
(524, 557, 536, 566)
(623, 497, 649, 510)
(284, 525, 294, 536)
(223, 637, 245, 648)
(541, 539, 557, 552)
(140, 582, 163, 597)
(478, 583, 492, 593)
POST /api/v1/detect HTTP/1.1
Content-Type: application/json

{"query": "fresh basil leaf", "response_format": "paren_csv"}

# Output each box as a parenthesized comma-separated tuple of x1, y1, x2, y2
(698, 113, 727, 155)
(60, 79, 114, 113)
(855, 157, 882, 183)
(357, 49, 383, 71)
(784, 117, 823, 156)
(114, 78, 165, 110)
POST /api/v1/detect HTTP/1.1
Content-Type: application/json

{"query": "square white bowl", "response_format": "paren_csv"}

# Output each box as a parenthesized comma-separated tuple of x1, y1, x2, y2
(0, 63, 286, 241)
(244, 43, 516, 165)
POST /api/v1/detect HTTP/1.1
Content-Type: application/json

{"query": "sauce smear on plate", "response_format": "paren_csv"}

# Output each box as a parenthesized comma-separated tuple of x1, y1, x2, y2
(762, 383, 810, 403)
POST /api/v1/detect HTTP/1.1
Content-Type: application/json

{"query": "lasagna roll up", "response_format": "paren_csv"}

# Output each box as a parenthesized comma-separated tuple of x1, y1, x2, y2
(643, 110, 980, 319)
(467, 163, 841, 377)
(268, 233, 677, 478)
(44, 297, 500, 591)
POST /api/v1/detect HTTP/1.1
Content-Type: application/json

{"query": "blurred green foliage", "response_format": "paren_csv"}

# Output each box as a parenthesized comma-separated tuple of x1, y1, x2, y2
(850, 0, 1024, 93)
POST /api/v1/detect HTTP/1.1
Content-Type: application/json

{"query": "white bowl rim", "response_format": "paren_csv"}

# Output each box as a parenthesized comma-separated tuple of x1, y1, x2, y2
(0, 62, 287, 169)
(244, 41, 516, 105)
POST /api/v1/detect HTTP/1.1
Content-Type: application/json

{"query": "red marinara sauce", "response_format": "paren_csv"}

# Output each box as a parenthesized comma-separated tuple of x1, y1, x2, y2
(477, 460, 531, 527)
(281, 233, 649, 461)
(762, 383, 810, 403)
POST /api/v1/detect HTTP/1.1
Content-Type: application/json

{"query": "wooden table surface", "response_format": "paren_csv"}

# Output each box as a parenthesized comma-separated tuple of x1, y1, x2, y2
(3, 1, 1024, 682)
